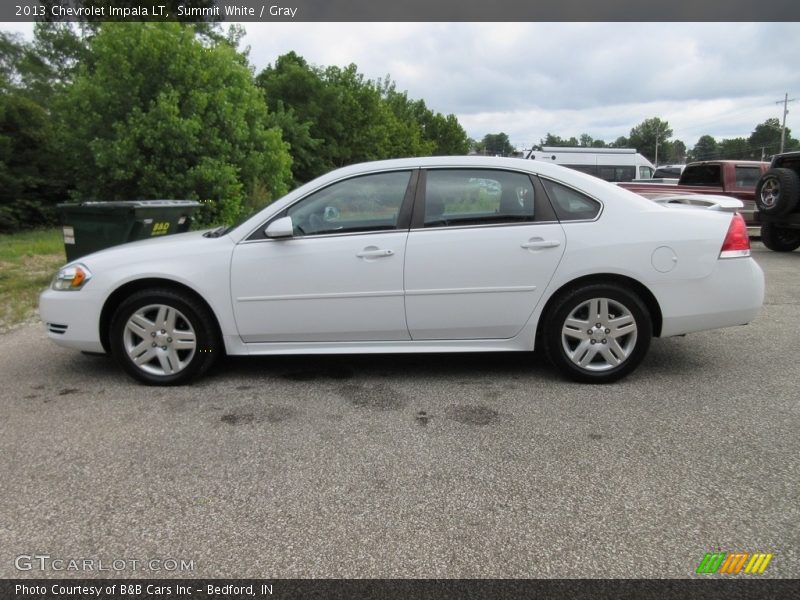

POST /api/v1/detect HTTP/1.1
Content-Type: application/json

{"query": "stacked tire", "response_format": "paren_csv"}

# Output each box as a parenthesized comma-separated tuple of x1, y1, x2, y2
(755, 168, 800, 252)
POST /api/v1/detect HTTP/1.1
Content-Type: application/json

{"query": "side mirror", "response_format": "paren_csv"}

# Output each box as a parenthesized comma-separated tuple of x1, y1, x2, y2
(265, 216, 294, 238)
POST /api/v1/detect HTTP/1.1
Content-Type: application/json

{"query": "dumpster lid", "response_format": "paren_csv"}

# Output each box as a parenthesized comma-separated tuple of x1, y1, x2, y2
(57, 200, 202, 208)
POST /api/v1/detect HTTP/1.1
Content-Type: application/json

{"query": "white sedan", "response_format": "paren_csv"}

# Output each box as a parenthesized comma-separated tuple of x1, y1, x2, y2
(39, 156, 764, 385)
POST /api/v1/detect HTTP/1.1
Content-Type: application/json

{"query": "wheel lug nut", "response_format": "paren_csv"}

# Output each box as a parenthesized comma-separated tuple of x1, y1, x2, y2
(602, 339, 607, 344)
(161, 346, 167, 350)
(167, 337, 172, 343)
(596, 323, 601, 328)
(161, 329, 166, 334)
(151, 332, 156, 337)
(605, 328, 610, 334)
(151, 342, 156, 347)
(587, 329, 593, 335)
(590, 339, 596, 345)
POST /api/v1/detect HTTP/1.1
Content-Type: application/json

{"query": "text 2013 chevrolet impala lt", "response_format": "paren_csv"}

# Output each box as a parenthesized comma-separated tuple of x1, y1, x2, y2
(39, 157, 764, 385)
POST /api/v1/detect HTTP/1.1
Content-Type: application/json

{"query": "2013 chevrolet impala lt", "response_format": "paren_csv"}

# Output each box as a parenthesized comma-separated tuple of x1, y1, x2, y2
(39, 156, 765, 385)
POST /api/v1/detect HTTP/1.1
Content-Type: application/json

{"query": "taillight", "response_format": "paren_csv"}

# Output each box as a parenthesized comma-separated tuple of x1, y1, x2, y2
(719, 213, 750, 258)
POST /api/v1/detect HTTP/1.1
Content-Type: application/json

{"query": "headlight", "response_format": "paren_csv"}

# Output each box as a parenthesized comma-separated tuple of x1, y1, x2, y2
(52, 264, 92, 291)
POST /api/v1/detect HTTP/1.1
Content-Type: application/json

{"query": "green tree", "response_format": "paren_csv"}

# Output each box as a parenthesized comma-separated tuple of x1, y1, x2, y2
(717, 137, 753, 160)
(748, 118, 797, 157)
(480, 132, 515, 156)
(257, 54, 469, 183)
(611, 136, 629, 148)
(628, 117, 673, 164)
(59, 22, 292, 225)
(689, 135, 718, 161)
(540, 133, 579, 147)
(0, 30, 66, 231)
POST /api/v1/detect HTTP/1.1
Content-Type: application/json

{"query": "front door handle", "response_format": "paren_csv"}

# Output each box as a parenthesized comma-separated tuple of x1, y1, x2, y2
(521, 239, 561, 250)
(356, 247, 395, 259)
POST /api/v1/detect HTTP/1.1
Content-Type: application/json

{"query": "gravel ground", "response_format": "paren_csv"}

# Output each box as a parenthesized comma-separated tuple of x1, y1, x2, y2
(0, 243, 797, 579)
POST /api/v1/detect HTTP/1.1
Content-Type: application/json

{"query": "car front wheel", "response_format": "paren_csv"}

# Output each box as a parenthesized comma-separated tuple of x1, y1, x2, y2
(543, 284, 652, 383)
(110, 288, 220, 385)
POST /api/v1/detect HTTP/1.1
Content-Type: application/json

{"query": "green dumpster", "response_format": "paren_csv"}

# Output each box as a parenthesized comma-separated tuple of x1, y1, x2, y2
(57, 200, 202, 261)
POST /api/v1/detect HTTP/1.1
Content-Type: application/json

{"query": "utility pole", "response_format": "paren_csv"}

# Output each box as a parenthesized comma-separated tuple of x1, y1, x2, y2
(776, 93, 797, 153)
(654, 132, 659, 166)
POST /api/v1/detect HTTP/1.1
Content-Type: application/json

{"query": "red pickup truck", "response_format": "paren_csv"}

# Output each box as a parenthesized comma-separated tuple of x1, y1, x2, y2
(618, 160, 769, 224)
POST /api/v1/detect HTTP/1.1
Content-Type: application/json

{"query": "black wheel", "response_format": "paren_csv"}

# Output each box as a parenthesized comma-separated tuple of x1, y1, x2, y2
(755, 168, 800, 216)
(760, 222, 800, 252)
(110, 288, 220, 385)
(543, 284, 652, 383)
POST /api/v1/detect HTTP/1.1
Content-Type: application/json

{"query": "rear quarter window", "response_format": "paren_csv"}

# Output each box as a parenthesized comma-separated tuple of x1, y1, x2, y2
(540, 179, 601, 221)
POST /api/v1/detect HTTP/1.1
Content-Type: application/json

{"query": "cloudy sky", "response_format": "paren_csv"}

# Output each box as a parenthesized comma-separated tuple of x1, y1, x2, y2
(4, 21, 799, 151)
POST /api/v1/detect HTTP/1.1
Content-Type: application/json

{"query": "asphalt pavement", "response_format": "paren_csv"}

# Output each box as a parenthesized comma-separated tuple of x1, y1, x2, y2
(0, 243, 797, 578)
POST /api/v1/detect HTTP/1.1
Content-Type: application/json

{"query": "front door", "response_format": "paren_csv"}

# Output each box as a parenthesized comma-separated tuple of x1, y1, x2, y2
(230, 170, 415, 343)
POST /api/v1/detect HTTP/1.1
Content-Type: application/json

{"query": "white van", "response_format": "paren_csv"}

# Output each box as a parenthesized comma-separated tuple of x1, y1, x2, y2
(524, 147, 655, 182)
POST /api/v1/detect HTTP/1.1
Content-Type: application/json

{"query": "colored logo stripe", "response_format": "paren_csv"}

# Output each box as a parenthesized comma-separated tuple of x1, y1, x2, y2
(697, 553, 726, 574)
(719, 553, 749, 574)
(697, 552, 773, 574)
(745, 553, 773, 574)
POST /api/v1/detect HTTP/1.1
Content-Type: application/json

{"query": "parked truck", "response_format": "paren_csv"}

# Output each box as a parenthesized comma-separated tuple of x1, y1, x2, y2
(753, 151, 800, 252)
(618, 160, 768, 224)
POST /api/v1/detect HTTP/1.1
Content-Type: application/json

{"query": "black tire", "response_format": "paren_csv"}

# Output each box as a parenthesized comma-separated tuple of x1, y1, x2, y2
(110, 288, 220, 385)
(543, 283, 652, 383)
(760, 222, 800, 252)
(755, 168, 800, 216)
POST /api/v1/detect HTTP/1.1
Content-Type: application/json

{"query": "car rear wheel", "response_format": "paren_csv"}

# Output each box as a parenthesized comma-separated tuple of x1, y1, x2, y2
(110, 288, 219, 385)
(543, 284, 652, 383)
(760, 222, 800, 252)
(755, 168, 800, 216)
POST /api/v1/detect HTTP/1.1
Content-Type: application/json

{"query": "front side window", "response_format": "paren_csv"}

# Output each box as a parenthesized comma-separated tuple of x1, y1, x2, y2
(423, 169, 535, 227)
(541, 179, 601, 221)
(286, 171, 411, 236)
(639, 166, 654, 179)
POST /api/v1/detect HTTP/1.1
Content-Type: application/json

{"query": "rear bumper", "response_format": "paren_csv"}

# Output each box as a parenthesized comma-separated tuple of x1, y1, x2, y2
(652, 257, 764, 337)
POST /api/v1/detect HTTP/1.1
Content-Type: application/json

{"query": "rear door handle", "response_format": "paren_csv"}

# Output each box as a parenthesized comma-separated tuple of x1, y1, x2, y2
(521, 239, 561, 249)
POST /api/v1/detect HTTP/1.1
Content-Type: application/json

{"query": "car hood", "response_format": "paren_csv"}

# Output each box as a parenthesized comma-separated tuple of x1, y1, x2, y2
(66, 229, 234, 270)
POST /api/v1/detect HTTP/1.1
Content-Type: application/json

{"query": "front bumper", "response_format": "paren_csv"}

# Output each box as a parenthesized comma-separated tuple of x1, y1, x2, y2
(39, 287, 106, 353)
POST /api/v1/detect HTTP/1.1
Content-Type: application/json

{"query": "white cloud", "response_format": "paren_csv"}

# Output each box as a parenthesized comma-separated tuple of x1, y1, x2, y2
(4, 20, 798, 149)
(242, 22, 800, 148)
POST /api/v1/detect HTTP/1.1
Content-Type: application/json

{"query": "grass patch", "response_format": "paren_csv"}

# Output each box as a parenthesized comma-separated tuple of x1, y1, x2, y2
(0, 229, 66, 331)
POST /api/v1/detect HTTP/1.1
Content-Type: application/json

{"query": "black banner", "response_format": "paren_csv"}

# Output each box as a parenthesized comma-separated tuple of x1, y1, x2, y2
(2, 579, 800, 600)
(3, 0, 800, 22)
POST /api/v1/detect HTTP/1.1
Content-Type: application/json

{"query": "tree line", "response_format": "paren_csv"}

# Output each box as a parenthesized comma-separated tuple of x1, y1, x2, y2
(0, 22, 470, 232)
(478, 116, 798, 165)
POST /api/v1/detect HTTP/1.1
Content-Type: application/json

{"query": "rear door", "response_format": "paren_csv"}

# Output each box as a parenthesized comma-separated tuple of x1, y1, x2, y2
(403, 168, 566, 340)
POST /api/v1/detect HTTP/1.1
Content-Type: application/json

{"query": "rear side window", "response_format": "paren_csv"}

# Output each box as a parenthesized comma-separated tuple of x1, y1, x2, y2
(541, 179, 601, 221)
(596, 165, 636, 182)
(734, 166, 761, 188)
(423, 169, 535, 227)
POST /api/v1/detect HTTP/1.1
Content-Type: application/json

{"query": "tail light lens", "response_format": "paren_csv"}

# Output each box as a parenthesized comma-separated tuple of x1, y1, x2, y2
(719, 213, 750, 258)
